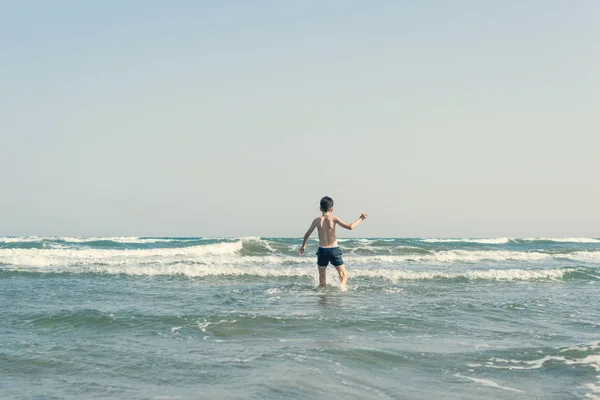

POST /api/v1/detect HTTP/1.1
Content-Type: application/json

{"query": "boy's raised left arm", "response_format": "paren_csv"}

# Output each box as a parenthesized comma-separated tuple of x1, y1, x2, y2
(335, 213, 368, 230)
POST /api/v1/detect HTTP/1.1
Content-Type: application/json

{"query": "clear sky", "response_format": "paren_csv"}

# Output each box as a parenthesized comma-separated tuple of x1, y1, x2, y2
(1, 1, 598, 238)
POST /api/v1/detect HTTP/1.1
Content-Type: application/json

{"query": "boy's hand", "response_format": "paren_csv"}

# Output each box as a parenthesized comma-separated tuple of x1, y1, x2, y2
(361, 212, 368, 219)
(299, 246, 306, 256)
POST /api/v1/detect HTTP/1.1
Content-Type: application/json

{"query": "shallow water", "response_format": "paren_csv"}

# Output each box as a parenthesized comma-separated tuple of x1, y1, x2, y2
(1, 237, 599, 399)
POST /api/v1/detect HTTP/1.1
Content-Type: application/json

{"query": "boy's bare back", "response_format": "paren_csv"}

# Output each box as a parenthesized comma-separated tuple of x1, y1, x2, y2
(313, 215, 349, 248)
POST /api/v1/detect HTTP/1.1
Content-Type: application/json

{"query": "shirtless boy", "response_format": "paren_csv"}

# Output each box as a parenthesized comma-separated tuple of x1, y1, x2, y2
(299, 196, 368, 289)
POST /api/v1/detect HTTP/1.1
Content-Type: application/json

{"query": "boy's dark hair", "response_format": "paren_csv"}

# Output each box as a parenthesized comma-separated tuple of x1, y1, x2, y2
(320, 196, 334, 212)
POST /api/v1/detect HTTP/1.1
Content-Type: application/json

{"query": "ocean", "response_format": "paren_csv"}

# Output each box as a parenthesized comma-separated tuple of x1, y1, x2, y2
(1, 236, 599, 399)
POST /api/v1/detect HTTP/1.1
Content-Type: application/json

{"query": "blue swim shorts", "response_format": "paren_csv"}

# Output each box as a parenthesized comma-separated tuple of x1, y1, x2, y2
(316, 247, 344, 267)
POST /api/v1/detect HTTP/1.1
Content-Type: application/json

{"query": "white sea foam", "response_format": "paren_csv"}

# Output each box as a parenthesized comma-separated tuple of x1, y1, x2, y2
(352, 268, 569, 281)
(486, 348, 600, 399)
(0, 236, 44, 243)
(454, 373, 523, 393)
(585, 385, 600, 400)
(383, 287, 404, 294)
(3, 263, 316, 277)
(560, 342, 600, 353)
(346, 249, 598, 263)
(0, 260, 573, 281)
(0, 241, 245, 267)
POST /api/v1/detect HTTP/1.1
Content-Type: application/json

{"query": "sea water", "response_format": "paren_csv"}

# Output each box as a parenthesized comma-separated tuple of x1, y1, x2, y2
(1, 237, 599, 399)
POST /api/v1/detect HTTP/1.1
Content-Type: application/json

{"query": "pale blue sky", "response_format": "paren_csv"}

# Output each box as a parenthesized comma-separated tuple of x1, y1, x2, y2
(1, 1, 598, 237)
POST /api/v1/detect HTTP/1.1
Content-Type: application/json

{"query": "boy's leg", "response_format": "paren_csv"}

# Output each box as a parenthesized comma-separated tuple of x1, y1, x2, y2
(318, 267, 327, 287)
(334, 264, 347, 288)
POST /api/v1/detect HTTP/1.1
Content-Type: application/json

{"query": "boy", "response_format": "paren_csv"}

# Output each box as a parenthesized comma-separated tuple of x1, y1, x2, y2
(299, 196, 368, 289)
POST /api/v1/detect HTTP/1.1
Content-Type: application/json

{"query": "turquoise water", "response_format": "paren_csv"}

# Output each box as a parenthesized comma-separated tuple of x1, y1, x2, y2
(1, 237, 599, 399)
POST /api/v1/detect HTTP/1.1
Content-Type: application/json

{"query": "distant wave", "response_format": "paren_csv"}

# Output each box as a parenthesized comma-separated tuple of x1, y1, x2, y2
(3, 236, 599, 246)
(56, 237, 203, 244)
(0, 236, 45, 243)
(0, 236, 204, 244)
(1, 243, 600, 268)
(522, 237, 600, 244)
(421, 238, 512, 244)
(422, 237, 600, 244)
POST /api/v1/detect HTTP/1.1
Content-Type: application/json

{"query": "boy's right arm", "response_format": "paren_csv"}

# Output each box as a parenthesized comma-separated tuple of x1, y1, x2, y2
(299, 219, 317, 255)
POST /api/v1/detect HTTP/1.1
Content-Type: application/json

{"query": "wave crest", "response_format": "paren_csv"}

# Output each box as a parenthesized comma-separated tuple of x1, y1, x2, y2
(0, 264, 586, 282)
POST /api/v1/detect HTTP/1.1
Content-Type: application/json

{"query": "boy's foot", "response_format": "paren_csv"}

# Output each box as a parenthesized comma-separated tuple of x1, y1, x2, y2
(340, 284, 348, 292)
